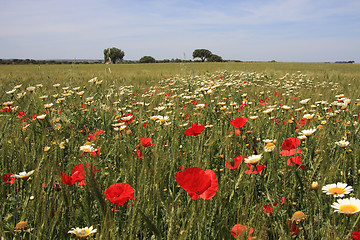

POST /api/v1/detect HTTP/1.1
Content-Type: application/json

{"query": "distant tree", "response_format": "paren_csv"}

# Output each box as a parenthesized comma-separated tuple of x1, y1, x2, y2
(192, 49, 212, 62)
(208, 54, 223, 62)
(171, 58, 183, 63)
(139, 56, 156, 63)
(104, 47, 125, 64)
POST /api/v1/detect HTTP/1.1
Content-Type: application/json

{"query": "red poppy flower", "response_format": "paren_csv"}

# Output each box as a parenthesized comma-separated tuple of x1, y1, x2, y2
(263, 203, 278, 214)
(135, 148, 143, 159)
(87, 134, 97, 141)
(175, 167, 218, 200)
(280, 138, 301, 156)
(140, 138, 155, 147)
(244, 164, 266, 174)
(296, 118, 311, 129)
(2, 173, 15, 184)
(231, 224, 253, 239)
(258, 99, 268, 106)
(237, 103, 246, 111)
(225, 155, 244, 169)
(281, 138, 300, 151)
(61, 163, 99, 186)
(31, 113, 38, 121)
(351, 229, 360, 240)
(0, 107, 11, 112)
(104, 183, 136, 206)
(184, 123, 205, 136)
(87, 130, 104, 141)
(230, 117, 248, 129)
(287, 220, 299, 236)
(91, 147, 100, 157)
(17, 111, 26, 121)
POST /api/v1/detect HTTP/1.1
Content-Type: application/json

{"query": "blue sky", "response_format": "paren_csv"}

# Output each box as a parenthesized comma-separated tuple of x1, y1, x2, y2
(1, 0, 359, 62)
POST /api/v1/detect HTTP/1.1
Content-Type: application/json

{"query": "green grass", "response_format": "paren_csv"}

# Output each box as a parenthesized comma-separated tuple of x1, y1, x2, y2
(0, 62, 360, 239)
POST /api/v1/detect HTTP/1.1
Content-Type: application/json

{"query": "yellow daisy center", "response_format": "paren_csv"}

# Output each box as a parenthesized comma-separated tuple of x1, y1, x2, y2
(328, 187, 346, 195)
(339, 205, 358, 214)
(265, 143, 275, 149)
(75, 229, 91, 237)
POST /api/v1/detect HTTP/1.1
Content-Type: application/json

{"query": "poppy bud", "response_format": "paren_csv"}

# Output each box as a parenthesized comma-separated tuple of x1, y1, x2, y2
(53, 182, 62, 192)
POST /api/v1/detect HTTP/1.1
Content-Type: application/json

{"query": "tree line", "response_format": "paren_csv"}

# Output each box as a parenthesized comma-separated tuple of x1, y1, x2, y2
(1, 48, 223, 65)
(103, 47, 223, 63)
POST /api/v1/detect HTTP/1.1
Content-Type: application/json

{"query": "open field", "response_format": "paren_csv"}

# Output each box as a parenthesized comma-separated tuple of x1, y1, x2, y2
(1, 62, 360, 239)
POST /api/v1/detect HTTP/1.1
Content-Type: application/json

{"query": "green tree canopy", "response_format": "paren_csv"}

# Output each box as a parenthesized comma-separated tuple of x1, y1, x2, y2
(208, 54, 223, 62)
(139, 56, 156, 63)
(104, 47, 125, 64)
(192, 49, 213, 62)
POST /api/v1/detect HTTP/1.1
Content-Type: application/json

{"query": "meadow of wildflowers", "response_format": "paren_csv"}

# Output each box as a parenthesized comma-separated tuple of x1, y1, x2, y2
(1, 62, 360, 239)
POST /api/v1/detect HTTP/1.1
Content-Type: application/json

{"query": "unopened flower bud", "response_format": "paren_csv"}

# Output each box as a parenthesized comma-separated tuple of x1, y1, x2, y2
(311, 181, 319, 190)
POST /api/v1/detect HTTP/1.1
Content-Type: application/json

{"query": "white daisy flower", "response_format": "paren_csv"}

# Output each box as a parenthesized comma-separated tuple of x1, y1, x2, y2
(80, 144, 94, 153)
(303, 113, 315, 120)
(322, 182, 353, 198)
(244, 154, 263, 164)
(68, 226, 97, 238)
(299, 128, 317, 137)
(14, 170, 35, 179)
(331, 197, 360, 214)
(36, 114, 46, 120)
(335, 140, 350, 148)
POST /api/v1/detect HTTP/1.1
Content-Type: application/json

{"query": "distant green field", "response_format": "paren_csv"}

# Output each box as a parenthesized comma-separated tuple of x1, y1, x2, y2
(1, 62, 360, 239)
(1, 62, 359, 88)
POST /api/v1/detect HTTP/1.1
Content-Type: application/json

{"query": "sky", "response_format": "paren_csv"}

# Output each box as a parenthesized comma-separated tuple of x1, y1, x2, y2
(1, 0, 360, 62)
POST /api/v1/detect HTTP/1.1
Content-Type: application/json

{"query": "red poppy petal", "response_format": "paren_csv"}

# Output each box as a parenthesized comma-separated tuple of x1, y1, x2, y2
(287, 156, 303, 166)
(280, 149, 302, 156)
(225, 160, 235, 169)
(245, 164, 266, 174)
(61, 172, 75, 185)
(281, 138, 300, 150)
(231, 224, 247, 239)
(2, 173, 15, 184)
(140, 137, 155, 147)
(184, 123, 205, 136)
(200, 170, 218, 199)
(71, 164, 85, 176)
(225, 156, 243, 169)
